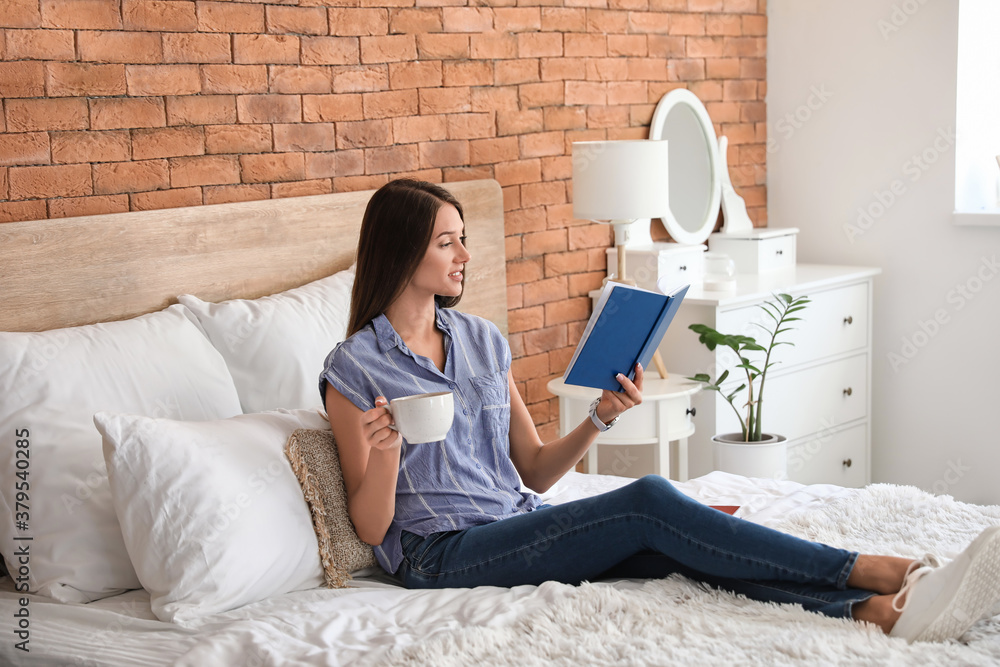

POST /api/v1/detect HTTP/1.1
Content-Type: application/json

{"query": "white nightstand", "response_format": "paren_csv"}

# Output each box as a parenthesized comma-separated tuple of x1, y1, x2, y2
(546, 376, 702, 481)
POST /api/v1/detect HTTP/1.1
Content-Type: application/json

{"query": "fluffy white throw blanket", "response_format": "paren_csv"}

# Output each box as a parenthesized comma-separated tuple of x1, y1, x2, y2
(373, 484, 1000, 666)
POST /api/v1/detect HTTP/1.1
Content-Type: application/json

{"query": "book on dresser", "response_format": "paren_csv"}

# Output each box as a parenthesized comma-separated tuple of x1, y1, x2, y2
(563, 281, 689, 392)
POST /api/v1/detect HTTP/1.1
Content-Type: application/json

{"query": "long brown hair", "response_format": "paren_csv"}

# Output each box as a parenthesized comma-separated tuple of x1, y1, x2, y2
(348, 179, 465, 337)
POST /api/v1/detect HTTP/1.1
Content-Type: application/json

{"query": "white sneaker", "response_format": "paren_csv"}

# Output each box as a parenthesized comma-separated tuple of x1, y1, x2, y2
(889, 525, 1000, 643)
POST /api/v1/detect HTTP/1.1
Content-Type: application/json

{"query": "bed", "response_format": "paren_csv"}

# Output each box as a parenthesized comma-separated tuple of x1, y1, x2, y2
(2, 179, 1000, 666)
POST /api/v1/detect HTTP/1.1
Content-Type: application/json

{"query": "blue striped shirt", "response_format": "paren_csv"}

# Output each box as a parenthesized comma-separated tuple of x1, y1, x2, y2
(319, 306, 541, 574)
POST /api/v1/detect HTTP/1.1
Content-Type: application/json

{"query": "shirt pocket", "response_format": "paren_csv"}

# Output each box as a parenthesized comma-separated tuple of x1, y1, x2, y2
(469, 370, 509, 409)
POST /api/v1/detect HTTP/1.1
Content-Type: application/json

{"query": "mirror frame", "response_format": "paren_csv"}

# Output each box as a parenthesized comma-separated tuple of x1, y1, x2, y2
(646, 88, 722, 246)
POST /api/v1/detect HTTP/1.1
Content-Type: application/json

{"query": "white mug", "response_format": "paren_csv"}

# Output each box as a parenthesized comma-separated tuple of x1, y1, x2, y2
(387, 391, 454, 444)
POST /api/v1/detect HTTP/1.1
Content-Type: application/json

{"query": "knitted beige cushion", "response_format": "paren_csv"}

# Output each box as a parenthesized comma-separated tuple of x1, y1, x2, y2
(284, 428, 378, 588)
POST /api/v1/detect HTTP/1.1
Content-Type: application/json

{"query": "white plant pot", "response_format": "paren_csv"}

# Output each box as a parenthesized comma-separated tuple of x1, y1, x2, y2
(712, 433, 787, 480)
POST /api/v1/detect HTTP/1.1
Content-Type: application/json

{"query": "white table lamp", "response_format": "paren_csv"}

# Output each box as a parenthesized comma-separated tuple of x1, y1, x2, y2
(572, 140, 670, 285)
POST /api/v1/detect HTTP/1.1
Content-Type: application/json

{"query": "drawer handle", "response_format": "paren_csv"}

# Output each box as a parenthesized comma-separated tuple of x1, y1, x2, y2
(843, 387, 853, 397)
(843, 458, 853, 468)
(686, 407, 696, 417)
(843, 315, 853, 325)
(679, 265, 687, 271)
(775, 250, 783, 255)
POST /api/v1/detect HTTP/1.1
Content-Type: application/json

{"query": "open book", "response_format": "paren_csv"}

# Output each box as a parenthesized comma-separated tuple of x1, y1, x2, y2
(563, 281, 689, 392)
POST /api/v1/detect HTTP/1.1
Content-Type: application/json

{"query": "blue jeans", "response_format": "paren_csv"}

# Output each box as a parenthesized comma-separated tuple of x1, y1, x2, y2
(397, 475, 876, 618)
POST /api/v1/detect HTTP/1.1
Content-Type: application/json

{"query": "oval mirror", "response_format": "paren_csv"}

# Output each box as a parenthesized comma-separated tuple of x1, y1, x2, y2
(631, 89, 722, 247)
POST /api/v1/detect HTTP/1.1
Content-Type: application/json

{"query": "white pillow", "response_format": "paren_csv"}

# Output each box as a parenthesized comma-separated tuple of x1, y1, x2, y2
(178, 265, 355, 414)
(0, 305, 243, 603)
(94, 408, 329, 624)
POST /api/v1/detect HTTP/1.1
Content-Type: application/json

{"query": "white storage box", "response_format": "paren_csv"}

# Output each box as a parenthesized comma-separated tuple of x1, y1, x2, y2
(707, 228, 798, 273)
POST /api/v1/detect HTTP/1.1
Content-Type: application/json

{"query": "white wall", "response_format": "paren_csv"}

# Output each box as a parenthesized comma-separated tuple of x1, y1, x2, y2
(768, 1, 1000, 504)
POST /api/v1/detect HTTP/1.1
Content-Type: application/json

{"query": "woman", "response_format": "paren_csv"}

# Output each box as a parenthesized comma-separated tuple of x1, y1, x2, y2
(320, 179, 1000, 643)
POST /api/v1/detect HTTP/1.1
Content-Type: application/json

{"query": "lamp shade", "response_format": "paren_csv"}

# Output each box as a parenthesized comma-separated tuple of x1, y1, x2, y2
(572, 140, 670, 221)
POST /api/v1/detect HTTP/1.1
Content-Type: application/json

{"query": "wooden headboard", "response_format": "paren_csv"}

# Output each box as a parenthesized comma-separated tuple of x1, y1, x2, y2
(0, 179, 508, 335)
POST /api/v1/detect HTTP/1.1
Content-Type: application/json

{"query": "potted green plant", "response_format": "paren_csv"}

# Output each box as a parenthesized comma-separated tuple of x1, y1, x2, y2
(687, 293, 809, 478)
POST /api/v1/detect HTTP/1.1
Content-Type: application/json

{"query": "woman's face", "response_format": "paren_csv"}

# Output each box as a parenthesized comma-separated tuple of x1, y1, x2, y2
(408, 203, 470, 299)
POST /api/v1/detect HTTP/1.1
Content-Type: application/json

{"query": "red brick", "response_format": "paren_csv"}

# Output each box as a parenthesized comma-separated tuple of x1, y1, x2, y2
(563, 33, 605, 58)
(234, 35, 300, 65)
(419, 87, 471, 114)
(77, 31, 161, 63)
(606, 80, 647, 104)
(127, 65, 201, 96)
(442, 60, 493, 87)
(469, 137, 518, 165)
(205, 124, 272, 154)
(9, 164, 92, 199)
(508, 258, 547, 288)
(494, 158, 541, 186)
(568, 223, 612, 249)
(123, 0, 197, 31)
(166, 95, 237, 125)
(0, 169, 7, 200)
(519, 81, 563, 108)
(47, 62, 125, 96)
(362, 89, 418, 119)
(587, 105, 629, 128)
(5, 98, 89, 132)
(586, 9, 628, 33)
(305, 150, 364, 179)
(544, 106, 586, 131)
(522, 229, 568, 259)
(0, 133, 50, 167)
(365, 144, 418, 174)
(389, 60, 443, 89)
(540, 57, 585, 81)
(497, 109, 543, 137)
(0, 61, 45, 98)
(470, 33, 517, 60)
(518, 131, 564, 158)
(521, 181, 566, 208)
(93, 159, 168, 194)
(706, 13, 743, 36)
(133, 127, 205, 160)
(240, 152, 306, 183)
(508, 306, 544, 334)
(6, 29, 75, 60)
(329, 8, 388, 35)
(273, 123, 336, 151)
(0, 201, 47, 223)
(472, 86, 519, 113)
(506, 207, 547, 235)
(495, 59, 539, 85)
(442, 165, 491, 182)
(41, 0, 122, 29)
(495, 7, 541, 32)
(48, 195, 129, 219)
(724, 79, 758, 101)
(568, 270, 605, 297)
(392, 115, 446, 144)
(198, 1, 265, 33)
(647, 35, 685, 58)
(667, 12, 704, 35)
(541, 7, 585, 31)
(270, 66, 333, 94)
(512, 353, 550, 381)
(688, 79, 722, 102)
(273, 179, 333, 198)
(545, 297, 590, 326)
(302, 94, 364, 122)
(416, 33, 469, 60)
(517, 32, 562, 58)
(237, 95, 302, 123)
(1, 0, 42, 29)
(608, 34, 647, 57)
(725, 37, 765, 58)
(333, 65, 388, 93)
(204, 184, 270, 205)
(360, 35, 417, 64)
(419, 140, 468, 168)
(336, 119, 392, 149)
(302, 37, 361, 66)
(332, 174, 388, 193)
(50, 130, 130, 164)
(267, 6, 329, 35)
(91, 98, 166, 130)
(131, 187, 202, 211)
(388, 8, 441, 34)
(541, 155, 572, 181)
(440, 6, 489, 32)
(170, 155, 240, 187)
(200, 65, 269, 94)
(543, 249, 589, 276)
(627, 58, 670, 81)
(446, 113, 494, 140)
(523, 325, 567, 357)
(163, 33, 231, 64)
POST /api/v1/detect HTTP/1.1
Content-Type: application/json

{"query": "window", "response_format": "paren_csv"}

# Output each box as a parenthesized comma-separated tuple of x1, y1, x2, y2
(954, 0, 1000, 225)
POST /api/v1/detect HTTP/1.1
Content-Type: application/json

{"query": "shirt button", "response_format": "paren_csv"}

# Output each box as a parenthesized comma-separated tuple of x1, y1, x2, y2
(462, 409, 468, 415)
(476, 463, 481, 469)
(449, 382, 456, 389)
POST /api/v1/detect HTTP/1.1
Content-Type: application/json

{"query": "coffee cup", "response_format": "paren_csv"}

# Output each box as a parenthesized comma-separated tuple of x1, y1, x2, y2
(386, 391, 454, 444)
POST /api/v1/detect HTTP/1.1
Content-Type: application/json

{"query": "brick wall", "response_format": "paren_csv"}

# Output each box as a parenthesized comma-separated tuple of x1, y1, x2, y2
(0, 0, 767, 440)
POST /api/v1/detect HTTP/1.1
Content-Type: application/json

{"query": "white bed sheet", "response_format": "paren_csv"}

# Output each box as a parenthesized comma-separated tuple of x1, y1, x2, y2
(0, 471, 849, 666)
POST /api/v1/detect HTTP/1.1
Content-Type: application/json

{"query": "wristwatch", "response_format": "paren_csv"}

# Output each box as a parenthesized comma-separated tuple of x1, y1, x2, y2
(589, 397, 620, 432)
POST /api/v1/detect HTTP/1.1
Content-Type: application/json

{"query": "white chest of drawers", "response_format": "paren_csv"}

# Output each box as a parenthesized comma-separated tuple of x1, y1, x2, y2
(657, 264, 880, 486)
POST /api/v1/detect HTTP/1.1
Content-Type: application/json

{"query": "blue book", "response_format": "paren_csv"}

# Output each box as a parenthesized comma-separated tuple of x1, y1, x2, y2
(563, 282, 689, 391)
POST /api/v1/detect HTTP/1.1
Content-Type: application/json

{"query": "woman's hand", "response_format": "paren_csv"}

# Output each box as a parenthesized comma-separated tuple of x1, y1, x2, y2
(362, 397, 402, 450)
(595, 363, 644, 425)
